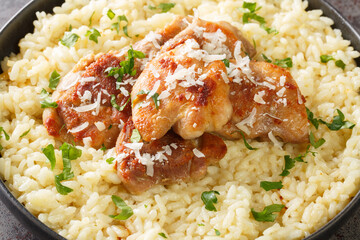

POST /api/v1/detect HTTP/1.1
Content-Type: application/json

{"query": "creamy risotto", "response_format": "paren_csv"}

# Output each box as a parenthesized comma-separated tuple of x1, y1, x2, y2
(0, 0, 360, 239)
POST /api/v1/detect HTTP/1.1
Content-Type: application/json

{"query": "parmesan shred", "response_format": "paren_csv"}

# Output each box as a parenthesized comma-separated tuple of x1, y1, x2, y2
(68, 122, 89, 133)
(235, 107, 257, 135)
(268, 131, 283, 149)
(227, 41, 254, 84)
(193, 148, 205, 158)
(94, 121, 106, 131)
(254, 90, 267, 104)
(122, 142, 180, 177)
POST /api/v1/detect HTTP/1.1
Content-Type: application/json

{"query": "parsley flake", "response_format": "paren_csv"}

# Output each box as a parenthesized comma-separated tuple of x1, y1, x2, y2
(55, 142, 82, 195)
(198, 223, 205, 226)
(107, 9, 115, 20)
(60, 32, 80, 48)
(320, 55, 334, 63)
(89, 11, 95, 26)
(214, 229, 221, 236)
(242, 2, 277, 34)
(335, 59, 346, 70)
(42, 144, 56, 170)
(110, 95, 130, 111)
(201, 190, 220, 211)
(48, 70, 61, 90)
(40, 89, 58, 108)
(100, 144, 107, 151)
(158, 232, 167, 238)
(261, 54, 292, 68)
(109, 195, 134, 220)
(260, 181, 283, 191)
(130, 129, 141, 143)
(20, 129, 31, 138)
(106, 157, 115, 164)
(251, 204, 285, 222)
(307, 108, 355, 131)
(149, 3, 176, 13)
(0, 127, 10, 151)
(222, 59, 230, 67)
(111, 15, 130, 37)
(309, 131, 325, 149)
(85, 28, 101, 43)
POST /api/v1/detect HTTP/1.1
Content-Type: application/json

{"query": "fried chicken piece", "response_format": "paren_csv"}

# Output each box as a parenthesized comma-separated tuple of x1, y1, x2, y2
(42, 16, 191, 148)
(132, 18, 256, 141)
(115, 119, 227, 194)
(218, 61, 309, 143)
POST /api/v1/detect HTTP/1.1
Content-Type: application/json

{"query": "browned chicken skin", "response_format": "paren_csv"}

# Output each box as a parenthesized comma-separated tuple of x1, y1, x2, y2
(115, 119, 227, 194)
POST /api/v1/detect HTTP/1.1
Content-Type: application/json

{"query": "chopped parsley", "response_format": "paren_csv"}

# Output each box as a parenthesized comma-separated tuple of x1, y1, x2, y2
(109, 195, 134, 220)
(279, 146, 315, 177)
(55, 142, 82, 195)
(137, 90, 161, 109)
(260, 181, 283, 191)
(85, 28, 101, 43)
(261, 54, 292, 68)
(106, 157, 115, 164)
(214, 229, 221, 236)
(42, 144, 56, 170)
(198, 223, 205, 226)
(222, 59, 230, 67)
(241, 2, 277, 34)
(108, 124, 113, 130)
(110, 95, 130, 111)
(309, 131, 325, 149)
(107, 9, 116, 20)
(239, 130, 257, 150)
(60, 32, 80, 48)
(111, 15, 130, 37)
(48, 70, 61, 90)
(201, 190, 220, 211)
(158, 232, 167, 238)
(320, 55, 334, 63)
(89, 11, 95, 26)
(105, 46, 145, 84)
(306, 108, 355, 131)
(0, 127, 10, 151)
(100, 144, 107, 151)
(20, 129, 31, 138)
(251, 204, 285, 222)
(130, 129, 141, 143)
(40, 89, 58, 108)
(149, 3, 176, 13)
(320, 55, 346, 70)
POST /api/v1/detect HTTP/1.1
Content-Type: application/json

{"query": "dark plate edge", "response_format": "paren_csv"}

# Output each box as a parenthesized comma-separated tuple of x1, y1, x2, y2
(0, 0, 359, 239)
(0, 2, 66, 240)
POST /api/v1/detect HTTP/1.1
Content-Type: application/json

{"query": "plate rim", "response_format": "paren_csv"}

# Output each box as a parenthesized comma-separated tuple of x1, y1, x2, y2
(0, 0, 359, 239)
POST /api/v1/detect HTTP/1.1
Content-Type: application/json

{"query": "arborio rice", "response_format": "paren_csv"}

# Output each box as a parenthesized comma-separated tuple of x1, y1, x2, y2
(0, 0, 360, 239)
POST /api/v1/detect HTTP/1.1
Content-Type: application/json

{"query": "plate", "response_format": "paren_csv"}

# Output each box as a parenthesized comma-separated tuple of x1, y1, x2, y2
(0, 0, 359, 239)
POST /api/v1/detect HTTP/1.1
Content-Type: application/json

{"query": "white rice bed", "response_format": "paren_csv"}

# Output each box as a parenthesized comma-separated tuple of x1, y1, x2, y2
(0, 0, 360, 239)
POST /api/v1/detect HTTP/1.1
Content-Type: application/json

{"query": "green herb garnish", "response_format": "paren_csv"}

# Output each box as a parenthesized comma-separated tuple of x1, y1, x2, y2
(48, 70, 61, 90)
(89, 11, 95, 26)
(261, 54, 292, 68)
(106, 157, 115, 164)
(54, 142, 82, 195)
(130, 129, 141, 143)
(109, 195, 134, 220)
(107, 9, 116, 20)
(85, 28, 101, 43)
(309, 131, 325, 149)
(111, 15, 130, 37)
(110, 95, 130, 111)
(149, 3, 176, 13)
(105, 46, 145, 84)
(307, 108, 355, 131)
(42, 144, 56, 170)
(222, 59, 230, 67)
(0, 127, 10, 151)
(242, 2, 277, 34)
(60, 32, 80, 48)
(158, 232, 167, 238)
(214, 229, 221, 236)
(320, 55, 334, 63)
(198, 223, 205, 226)
(335, 59, 346, 70)
(20, 129, 31, 138)
(260, 181, 283, 191)
(40, 89, 58, 108)
(251, 204, 285, 222)
(201, 190, 220, 211)
(100, 144, 107, 151)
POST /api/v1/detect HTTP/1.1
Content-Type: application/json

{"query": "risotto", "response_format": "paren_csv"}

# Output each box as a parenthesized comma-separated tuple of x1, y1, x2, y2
(0, 0, 360, 239)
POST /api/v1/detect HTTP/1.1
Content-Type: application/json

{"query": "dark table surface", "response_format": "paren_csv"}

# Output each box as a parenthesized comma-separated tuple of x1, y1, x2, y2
(0, 0, 360, 240)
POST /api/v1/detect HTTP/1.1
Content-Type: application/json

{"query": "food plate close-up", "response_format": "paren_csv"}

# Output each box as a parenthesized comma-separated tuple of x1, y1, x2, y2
(0, 0, 360, 239)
